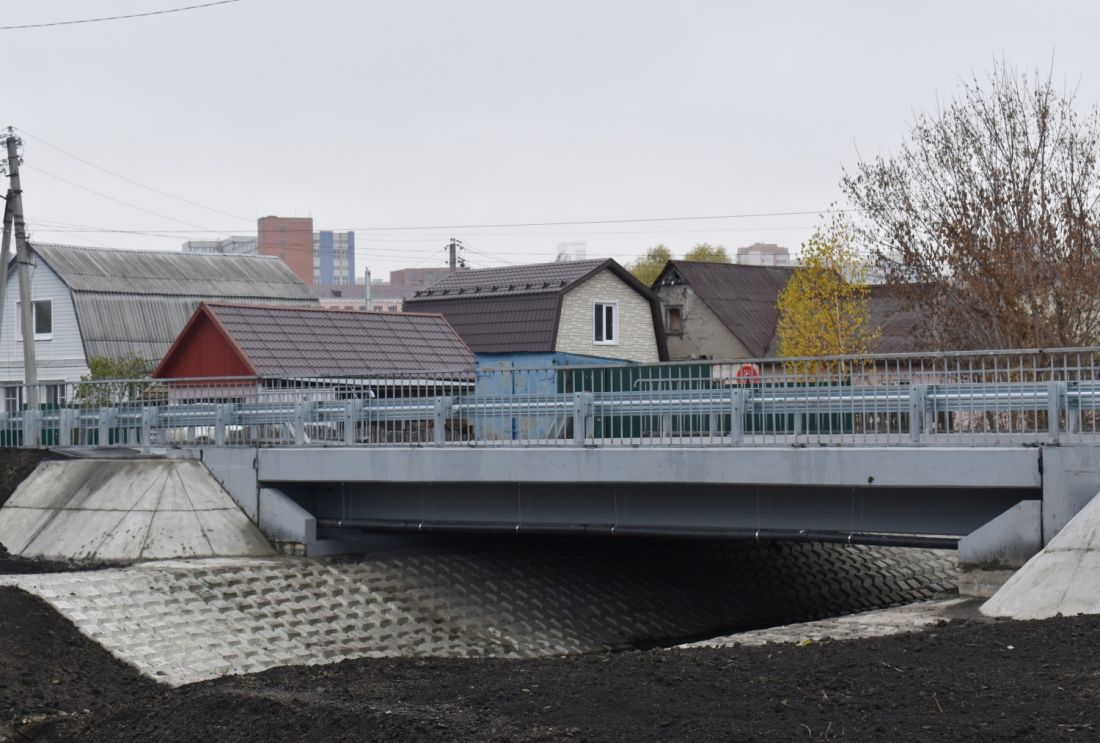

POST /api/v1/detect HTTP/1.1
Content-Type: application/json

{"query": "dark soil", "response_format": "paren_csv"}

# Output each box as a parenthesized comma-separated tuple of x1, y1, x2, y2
(0, 448, 52, 507)
(27, 612, 1100, 742)
(0, 588, 161, 731)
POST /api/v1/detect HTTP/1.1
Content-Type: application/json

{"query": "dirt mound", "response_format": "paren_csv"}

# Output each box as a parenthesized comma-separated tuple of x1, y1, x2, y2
(42, 613, 1100, 742)
(0, 448, 52, 507)
(0, 587, 161, 732)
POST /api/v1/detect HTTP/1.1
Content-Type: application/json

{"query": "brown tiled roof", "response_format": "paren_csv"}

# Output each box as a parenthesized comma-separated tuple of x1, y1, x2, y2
(406, 259, 668, 358)
(867, 284, 923, 354)
(193, 303, 474, 377)
(655, 261, 793, 358)
(408, 259, 610, 299)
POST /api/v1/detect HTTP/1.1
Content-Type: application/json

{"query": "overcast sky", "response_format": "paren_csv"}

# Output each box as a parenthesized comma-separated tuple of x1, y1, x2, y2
(4, 0, 1100, 278)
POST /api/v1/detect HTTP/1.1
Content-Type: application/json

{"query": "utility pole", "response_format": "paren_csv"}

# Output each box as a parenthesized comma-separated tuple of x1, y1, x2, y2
(4, 128, 39, 414)
(0, 190, 12, 354)
(447, 238, 465, 271)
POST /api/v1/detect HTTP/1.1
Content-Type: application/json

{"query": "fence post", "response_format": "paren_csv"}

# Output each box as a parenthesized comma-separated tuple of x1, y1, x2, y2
(141, 406, 157, 455)
(214, 404, 228, 447)
(1048, 381, 1067, 444)
(729, 388, 744, 445)
(908, 384, 926, 444)
(58, 408, 74, 447)
(343, 399, 361, 446)
(573, 392, 593, 445)
(294, 401, 312, 446)
(433, 397, 452, 446)
(98, 407, 117, 448)
(1067, 383, 1082, 434)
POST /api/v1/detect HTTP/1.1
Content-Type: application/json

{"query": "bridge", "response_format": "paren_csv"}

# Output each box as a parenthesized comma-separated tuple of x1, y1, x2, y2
(5, 348, 1100, 578)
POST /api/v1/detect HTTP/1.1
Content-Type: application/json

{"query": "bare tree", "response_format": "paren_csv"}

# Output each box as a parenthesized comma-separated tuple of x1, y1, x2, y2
(842, 64, 1100, 349)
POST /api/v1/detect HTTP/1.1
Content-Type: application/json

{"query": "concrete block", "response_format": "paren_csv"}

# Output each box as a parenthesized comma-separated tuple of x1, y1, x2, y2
(958, 500, 1042, 569)
(1041, 445, 1100, 541)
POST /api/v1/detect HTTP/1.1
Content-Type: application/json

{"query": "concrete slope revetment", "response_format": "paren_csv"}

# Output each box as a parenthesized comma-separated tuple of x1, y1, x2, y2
(983, 490, 1100, 619)
(0, 459, 274, 561)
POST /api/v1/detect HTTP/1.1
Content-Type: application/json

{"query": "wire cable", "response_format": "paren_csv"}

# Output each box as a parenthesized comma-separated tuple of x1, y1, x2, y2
(15, 127, 252, 223)
(0, 0, 241, 31)
(24, 164, 226, 234)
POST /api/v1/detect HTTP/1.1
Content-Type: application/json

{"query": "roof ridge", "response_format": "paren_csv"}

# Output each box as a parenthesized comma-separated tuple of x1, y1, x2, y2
(33, 243, 283, 260)
(203, 300, 446, 319)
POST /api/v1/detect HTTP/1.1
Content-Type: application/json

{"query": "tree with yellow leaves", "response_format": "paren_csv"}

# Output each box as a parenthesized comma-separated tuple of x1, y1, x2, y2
(776, 212, 878, 372)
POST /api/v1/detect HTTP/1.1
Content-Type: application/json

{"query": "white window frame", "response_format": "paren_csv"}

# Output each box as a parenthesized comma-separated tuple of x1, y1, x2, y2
(3, 384, 23, 413)
(43, 381, 67, 408)
(15, 299, 54, 341)
(593, 300, 619, 345)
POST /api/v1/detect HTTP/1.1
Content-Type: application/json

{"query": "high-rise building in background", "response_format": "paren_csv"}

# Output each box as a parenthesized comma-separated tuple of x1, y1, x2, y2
(256, 217, 357, 285)
(183, 217, 357, 285)
(258, 216, 315, 284)
(314, 230, 356, 285)
(736, 243, 790, 267)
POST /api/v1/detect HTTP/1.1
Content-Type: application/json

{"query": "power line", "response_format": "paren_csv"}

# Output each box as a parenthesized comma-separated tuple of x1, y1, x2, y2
(24, 165, 227, 235)
(0, 0, 241, 31)
(15, 128, 252, 223)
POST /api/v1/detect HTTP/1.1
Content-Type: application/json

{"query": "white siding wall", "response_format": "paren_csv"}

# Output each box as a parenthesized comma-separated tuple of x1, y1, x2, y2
(555, 270, 659, 363)
(0, 257, 88, 386)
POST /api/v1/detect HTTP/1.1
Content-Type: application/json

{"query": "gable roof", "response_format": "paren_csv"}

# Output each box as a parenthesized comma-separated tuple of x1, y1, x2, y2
(153, 302, 475, 378)
(24, 243, 316, 364)
(867, 284, 924, 354)
(405, 259, 668, 358)
(654, 260, 793, 358)
(33, 243, 315, 299)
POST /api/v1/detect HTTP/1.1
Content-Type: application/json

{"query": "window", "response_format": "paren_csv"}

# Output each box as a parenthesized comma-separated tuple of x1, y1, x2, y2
(594, 301, 618, 344)
(3, 385, 22, 413)
(667, 306, 683, 335)
(44, 383, 66, 408)
(15, 300, 53, 339)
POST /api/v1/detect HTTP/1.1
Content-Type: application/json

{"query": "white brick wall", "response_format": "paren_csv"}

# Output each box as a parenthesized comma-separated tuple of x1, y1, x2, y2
(555, 270, 659, 362)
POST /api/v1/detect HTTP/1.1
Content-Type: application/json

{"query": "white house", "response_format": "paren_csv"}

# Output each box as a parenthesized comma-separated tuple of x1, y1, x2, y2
(0, 243, 316, 410)
(402, 258, 669, 364)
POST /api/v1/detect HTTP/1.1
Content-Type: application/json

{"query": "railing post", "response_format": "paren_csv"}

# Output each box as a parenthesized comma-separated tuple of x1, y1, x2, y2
(729, 388, 744, 445)
(433, 397, 452, 446)
(908, 384, 926, 444)
(1048, 381, 1067, 444)
(294, 401, 312, 446)
(58, 408, 74, 447)
(141, 406, 157, 454)
(343, 399, 361, 446)
(98, 407, 117, 447)
(214, 404, 229, 447)
(1067, 383, 1082, 434)
(572, 392, 592, 445)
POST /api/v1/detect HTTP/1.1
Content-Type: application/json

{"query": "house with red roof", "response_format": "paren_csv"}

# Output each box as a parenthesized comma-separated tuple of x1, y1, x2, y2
(152, 302, 475, 404)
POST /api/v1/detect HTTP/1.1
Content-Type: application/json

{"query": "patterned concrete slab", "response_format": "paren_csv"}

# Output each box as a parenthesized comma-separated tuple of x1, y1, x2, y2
(0, 459, 273, 561)
(1, 540, 957, 687)
(681, 598, 970, 648)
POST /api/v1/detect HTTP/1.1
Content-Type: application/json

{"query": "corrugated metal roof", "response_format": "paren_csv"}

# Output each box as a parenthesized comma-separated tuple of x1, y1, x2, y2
(656, 261, 793, 358)
(33, 243, 315, 299)
(201, 303, 475, 376)
(29, 244, 317, 365)
(408, 259, 609, 299)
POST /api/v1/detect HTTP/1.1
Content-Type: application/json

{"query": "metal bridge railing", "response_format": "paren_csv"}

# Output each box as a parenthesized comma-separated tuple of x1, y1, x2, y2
(4, 347, 1100, 449)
